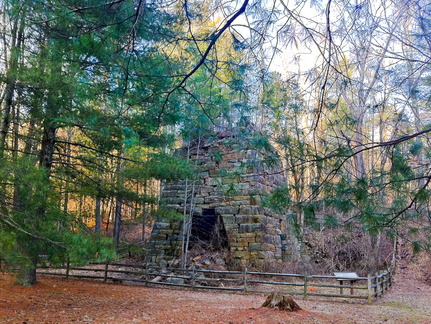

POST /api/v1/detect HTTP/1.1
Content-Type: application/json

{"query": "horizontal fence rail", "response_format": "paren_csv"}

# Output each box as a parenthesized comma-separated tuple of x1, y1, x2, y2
(35, 262, 393, 303)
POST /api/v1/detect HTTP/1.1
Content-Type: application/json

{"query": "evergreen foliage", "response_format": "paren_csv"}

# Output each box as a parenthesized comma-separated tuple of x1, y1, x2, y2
(1, 0, 431, 282)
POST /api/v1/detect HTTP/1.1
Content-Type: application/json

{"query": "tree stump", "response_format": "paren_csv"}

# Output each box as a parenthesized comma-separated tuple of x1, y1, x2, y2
(261, 292, 302, 311)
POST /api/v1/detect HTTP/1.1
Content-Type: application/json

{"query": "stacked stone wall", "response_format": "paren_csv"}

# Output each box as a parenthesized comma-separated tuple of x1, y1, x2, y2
(146, 136, 297, 265)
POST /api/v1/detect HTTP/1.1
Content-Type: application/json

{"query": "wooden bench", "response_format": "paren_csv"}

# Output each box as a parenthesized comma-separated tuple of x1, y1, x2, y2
(334, 272, 359, 295)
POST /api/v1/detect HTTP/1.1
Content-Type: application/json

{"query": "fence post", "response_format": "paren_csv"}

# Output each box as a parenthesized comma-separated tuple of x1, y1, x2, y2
(378, 271, 383, 296)
(192, 265, 196, 289)
(303, 274, 308, 300)
(65, 259, 70, 279)
(388, 268, 392, 289)
(383, 271, 387, 292)
(243, 267, 248, 292)
(374, 272, 378, 297)
(104, 260, 109, 282)
(367, 274, 372, 304)
(141, 263, 146, 286)
(145, 263, 149, 285)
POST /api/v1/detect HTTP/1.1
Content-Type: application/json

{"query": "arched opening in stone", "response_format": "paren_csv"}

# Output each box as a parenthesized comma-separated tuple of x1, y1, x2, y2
(190, 208, 229, 250)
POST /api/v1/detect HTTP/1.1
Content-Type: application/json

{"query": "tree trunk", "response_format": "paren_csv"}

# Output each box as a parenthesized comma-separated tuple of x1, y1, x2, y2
(15, 256, 37, 287)
(352, 112, 366, 179)
(95, 194, 101, 233)
(0, 5, 25, 156)
(261, 292, 302, 312)
(113, 149, 125, 247)
(181, 136, 201, 268)
(23, 116, 37, 155)
(39, 126, 57, 171)
(141, 180, 147, 241)
(113, 195, 122, 247)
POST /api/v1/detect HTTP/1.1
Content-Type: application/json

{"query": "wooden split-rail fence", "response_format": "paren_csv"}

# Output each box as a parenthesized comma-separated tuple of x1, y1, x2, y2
(36, 261, 393, 304)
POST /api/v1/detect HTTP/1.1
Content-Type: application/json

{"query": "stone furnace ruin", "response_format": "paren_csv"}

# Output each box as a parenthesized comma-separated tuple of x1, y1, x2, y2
(146, 132, 296, 266)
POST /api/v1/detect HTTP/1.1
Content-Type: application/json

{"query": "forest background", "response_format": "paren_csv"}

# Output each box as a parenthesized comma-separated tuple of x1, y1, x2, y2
(1, 0, 431, 286)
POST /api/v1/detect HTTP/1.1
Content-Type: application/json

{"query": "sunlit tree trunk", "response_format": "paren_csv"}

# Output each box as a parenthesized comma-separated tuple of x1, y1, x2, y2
(95, 153, 104, 234)
(95, 194, 102, 233)
(142, 180, 147, 241)
(0, 2, 25, 156)
(113, 149, 125, 248)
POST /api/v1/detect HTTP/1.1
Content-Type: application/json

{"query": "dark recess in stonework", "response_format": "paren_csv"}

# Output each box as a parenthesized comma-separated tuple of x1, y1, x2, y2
(190, 208, 229, 250)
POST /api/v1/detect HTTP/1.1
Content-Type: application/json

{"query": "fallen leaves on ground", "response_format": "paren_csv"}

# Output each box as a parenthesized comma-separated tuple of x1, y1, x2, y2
(1, 270, 430, 323)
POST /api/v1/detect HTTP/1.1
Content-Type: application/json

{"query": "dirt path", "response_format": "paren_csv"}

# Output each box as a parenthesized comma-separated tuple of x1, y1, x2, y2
(1, 271, 430, 323)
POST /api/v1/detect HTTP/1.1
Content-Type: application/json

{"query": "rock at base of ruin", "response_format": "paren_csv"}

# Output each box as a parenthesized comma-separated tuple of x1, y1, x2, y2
(261, 292, 302, 311)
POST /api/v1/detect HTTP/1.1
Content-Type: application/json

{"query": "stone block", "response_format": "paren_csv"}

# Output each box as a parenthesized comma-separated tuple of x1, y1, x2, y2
(200, 186, 215, 194)
(235, 215, 252, 223)
(220, 215, 235, 224)
(221, 184, 238, 192)
(151, 234, 166, 241)
(160, 245, 174, 250)
(218, 161, 233, 169)
(263, 234, 275, 244)
(248, 243, 262, 251)
(197, 204, 210, 210)
(163, 204, 181, 211)
(209, 169, 221, 176)
(223, 177, 240, 185)
(233, 251, 249, 259)
(169, 236, 182, 242)
(152, 222, 171, 230)
(236, 215, 264, 224)
(207, 162, 217, 169)
(258, 251, 275, 259)
(249, 190, 263, 205)
(205, 196, 223, 204)
(238, 206, 252, 215)
(233, 196, 249, 201)
(238, 238, 255, 247)
(252, 182, 267, 190)
(239, 206, 264, 215)
(266, 228, 280, 236)
(225, 152, 242, 160)
(227, 235, 238, 242)
(161, 190, 181, 198)
(192, 197, 205, 204)
(238, 183, 250, 189)
(192, 207, 203, 216)
(239, 223, 262, 233)
(198, 171, 209, 178)
(229, 200, 249, 206)
(158, 230, 173, 235)
(164, 184, 186, 191)
(215, 206, 239, 215)
(241, 174, 265, 183)
(224, 224, 239, 232)
(170, 223, 182, 231)
(239, 233, 256, 239)
(161, 197, 185, 204)
(244, 150, 257, 159)
(207, 202, 226, 208)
